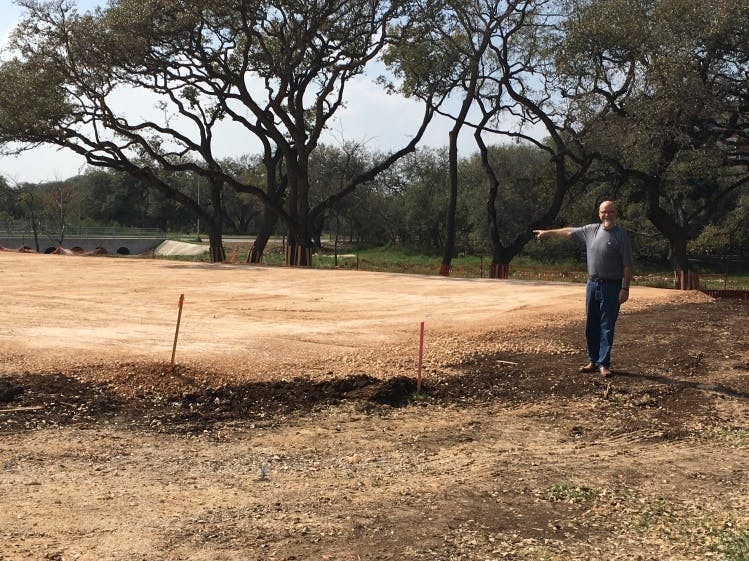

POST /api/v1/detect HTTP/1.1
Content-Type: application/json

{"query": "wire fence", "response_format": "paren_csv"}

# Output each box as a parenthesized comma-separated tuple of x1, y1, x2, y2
(0, 223, 161, 238)
(307, 251, 749, 295)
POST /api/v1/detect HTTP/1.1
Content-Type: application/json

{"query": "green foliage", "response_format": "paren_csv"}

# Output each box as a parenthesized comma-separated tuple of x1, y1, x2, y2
(635, 498, 677, 531)
(557, 0, 749, 270)
(381, 0, 467, 99)
(461, 144, 554, 247)
(713, 428, 749, 449)
(718, 527, 749, 561)
(544, 483, 599, 503)
(690, 193, 749, 257)
(382, 148, 451, 251)
(0, 59, 72, 144)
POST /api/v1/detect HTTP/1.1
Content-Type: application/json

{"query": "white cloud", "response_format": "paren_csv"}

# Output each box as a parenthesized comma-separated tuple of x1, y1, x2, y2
(0, 11, 20, 59)
(0, 75, 459, 183)
(0, 79, 490, 183)
(1, 146, 89, 185)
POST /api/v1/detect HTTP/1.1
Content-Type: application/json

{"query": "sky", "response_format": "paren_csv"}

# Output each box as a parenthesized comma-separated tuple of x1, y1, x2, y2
(0, 0, 496, 184)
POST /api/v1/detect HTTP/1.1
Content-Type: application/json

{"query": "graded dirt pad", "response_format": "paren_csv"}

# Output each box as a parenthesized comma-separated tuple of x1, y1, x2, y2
(0, 252, 747, 561)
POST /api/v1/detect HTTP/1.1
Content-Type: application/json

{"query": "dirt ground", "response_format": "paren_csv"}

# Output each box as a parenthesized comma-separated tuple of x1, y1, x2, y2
(1, 252, 747, 561)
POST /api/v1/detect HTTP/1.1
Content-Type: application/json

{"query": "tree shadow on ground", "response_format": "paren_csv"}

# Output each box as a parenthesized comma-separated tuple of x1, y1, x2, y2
(2, 300, 746, 436)
(0, 369, 419, 434)
(613, 370, 749, 400)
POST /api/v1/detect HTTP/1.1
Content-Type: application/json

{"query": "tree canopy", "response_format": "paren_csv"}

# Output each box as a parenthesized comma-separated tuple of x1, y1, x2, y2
(0, 0, 435, 262)
(556, 0, 749, 271)
(1, 0, 746, 270)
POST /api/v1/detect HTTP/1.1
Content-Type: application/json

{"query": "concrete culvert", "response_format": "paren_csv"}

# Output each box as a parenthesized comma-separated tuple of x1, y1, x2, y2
(117, 247, 130, 255)
(44, 247, 57, 254)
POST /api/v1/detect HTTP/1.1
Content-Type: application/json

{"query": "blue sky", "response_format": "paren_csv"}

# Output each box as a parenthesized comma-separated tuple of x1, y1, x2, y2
(0, 1, 494, 184)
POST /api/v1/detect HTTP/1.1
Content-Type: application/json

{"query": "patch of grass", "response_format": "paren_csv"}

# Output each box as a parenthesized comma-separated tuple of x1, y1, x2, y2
(609, 497, 749, 558)
(719, 527, 749, 561)
(156, 241, 749, 290)
(716, 428, 749, 448)
(409, 391, 430, 403)
(543, 483, 599, 504)
(351, 247, 443, 275)
(700, 274, 749, 291)
(636, 498, 677, 530)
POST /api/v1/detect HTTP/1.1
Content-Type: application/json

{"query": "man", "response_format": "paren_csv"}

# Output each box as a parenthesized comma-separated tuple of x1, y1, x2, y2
(533, 200, 634, 377)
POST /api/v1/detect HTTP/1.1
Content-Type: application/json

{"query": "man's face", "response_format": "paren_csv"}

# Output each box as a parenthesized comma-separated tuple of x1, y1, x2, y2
(599, 203, 617, 229)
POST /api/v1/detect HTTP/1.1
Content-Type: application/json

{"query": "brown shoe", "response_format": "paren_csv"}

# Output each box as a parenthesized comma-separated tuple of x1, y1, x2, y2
(579, 363, 597, 373)
(599, 366, 612, 378)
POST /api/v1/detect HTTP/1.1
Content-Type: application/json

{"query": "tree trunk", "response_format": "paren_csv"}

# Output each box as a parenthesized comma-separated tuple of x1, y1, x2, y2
(667, 236, 690, 272)
(207, 222, 225, 263)
(286, 240, 313, 266)
(490, 262, 510, 279)
(643, 176, 696, 288)
(206, 178, 226, 263)
(483, 141, 505, 280)
(29, 210, 40, 253)
(674, 269, 701, 290)
(668, 237, 701, 289)
(312, 212, 324, 250)
(247, 206, 279, 263)
(247, 162, 288, 264)
(334, 211, 340, 267)
(478, 135, 534, 280)
(283, 159, 315, 267)
(440, 129, 459, 276)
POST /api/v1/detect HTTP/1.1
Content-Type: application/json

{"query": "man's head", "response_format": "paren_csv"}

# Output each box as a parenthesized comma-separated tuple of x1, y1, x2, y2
(598, 200, 617, 230)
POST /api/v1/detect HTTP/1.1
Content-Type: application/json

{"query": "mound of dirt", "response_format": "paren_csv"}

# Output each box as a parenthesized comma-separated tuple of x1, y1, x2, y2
(152, 239, 208, 256)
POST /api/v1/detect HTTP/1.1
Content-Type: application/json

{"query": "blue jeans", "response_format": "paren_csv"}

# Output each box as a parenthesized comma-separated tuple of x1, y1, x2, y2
(585, 280, 621, 368)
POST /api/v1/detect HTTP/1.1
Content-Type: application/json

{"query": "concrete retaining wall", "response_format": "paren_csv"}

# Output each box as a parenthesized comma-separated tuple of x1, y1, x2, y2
(0, 236, 165, 255)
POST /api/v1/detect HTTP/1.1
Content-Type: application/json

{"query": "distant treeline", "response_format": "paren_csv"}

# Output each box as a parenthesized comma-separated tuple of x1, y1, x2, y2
(2, 143, 747, 266)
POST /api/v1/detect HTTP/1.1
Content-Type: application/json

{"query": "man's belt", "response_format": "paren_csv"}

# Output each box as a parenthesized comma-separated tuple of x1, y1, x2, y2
(589, 276, 621, 283)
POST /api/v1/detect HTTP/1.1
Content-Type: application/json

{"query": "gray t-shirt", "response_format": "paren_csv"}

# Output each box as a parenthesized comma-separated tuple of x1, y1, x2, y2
(570, 224, 634, 280)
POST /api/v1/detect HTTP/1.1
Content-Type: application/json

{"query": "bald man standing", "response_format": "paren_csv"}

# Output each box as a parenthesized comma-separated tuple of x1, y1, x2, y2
(533, 201, 634, 377)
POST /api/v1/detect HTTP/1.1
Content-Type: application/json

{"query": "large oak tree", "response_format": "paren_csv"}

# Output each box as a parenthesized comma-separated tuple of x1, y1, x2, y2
(0, 0, 435, 263)
(385, 0, 601, 277)
(557, 0, 749, 278)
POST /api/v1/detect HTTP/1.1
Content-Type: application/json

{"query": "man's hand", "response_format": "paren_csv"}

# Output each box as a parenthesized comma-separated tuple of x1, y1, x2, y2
(620, 266, 633, 304)
(533, 228, 572, 241)
(619, 288, 629, 304)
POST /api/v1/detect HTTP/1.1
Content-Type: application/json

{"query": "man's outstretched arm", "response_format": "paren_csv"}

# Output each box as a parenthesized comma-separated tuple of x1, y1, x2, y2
(533, 228, 573, 240)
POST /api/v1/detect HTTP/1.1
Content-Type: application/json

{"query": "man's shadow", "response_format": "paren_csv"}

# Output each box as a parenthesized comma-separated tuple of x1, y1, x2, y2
(613, 370, 749, 400)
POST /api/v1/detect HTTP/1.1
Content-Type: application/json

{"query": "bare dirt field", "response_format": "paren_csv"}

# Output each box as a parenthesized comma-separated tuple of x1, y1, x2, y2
(1, 252, 747, 561)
